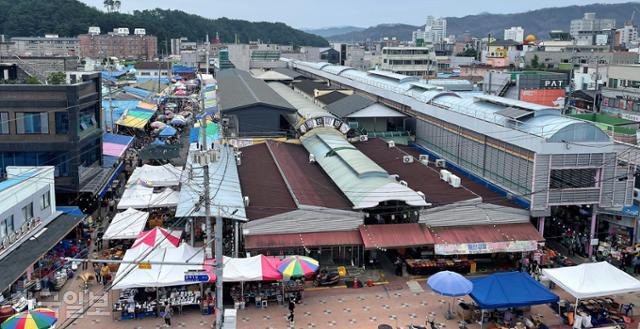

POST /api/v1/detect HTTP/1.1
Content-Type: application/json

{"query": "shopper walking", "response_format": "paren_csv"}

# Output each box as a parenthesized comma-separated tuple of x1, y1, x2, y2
(287, 298, 296, 324)
(100, 263, 111, 286)
(163, 302, 172, 327)
(93, 263, 101, 283)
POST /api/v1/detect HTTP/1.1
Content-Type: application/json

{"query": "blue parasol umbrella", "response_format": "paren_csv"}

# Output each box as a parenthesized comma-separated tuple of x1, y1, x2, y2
(427, 270, 473, 319)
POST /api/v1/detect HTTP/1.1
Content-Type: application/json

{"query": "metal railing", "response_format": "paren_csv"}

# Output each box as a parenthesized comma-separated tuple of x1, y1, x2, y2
(11, 55, 48, 83)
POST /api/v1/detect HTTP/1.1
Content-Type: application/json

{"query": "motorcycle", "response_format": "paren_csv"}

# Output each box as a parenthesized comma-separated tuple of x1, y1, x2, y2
(313, 269, 340, 287)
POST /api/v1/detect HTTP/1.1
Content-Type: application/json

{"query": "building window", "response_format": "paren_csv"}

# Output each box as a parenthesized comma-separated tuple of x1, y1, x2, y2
(16, 112, 48, 134)
(22, 203, 33, 221)
(41, 193, 50, 210)
(0, 112, 8, 134)
(55, 112, 69, 134)
(4, 216, 13, 236)
(79, 110, 97, 131)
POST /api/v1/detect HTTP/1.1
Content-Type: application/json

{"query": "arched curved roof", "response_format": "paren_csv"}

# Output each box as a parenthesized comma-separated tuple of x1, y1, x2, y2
(419, 90, 462, 103)
(520, 114, 611, 142)
(322, 65, 354, 75)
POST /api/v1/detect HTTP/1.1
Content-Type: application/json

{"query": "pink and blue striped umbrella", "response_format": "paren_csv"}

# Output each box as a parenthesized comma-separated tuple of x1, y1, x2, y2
(1, 308, 57, 329)
(277, 255, 319, 278)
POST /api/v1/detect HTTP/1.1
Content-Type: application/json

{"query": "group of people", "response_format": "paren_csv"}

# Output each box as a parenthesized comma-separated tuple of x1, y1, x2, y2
(93, 263, 112, 286)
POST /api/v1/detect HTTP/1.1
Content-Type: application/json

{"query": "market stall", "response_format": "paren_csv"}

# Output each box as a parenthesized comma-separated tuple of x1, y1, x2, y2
(470, 272, 559, 328)
(406, 259, 472, 275)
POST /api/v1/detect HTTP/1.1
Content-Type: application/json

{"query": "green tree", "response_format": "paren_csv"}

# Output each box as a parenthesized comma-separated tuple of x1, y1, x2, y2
(25, 76, 40, 84)
(46, 72, 66, 85)
(103, 0, 120, 13)
(530, 55, 540, 69)
(456, 48, 478, 58)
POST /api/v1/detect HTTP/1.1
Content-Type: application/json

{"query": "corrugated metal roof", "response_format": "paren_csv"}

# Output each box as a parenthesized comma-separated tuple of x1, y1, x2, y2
(419, 203, 530, 227)
(292, 80, 331, 97)
(292, 61, 613, 148)
(254, 70, 293, 81)
(356, 138, 478, 206)
(326, 94, 375, 118)
(267, 81, 333, 122)
(368, 70, 419, 84)
(301, 128, 428, 209)
(359, 223, 433, 249)
(315, 91, 349, 105)
(237, 143, 297, 220)
(345, 103, 405, 118)
(495, 107, 534, 120)
(175, 144, 246, 221)
(427, 79, 474, 91)
(217, 69, 296, 112)
(243, 206, 363, 235)
(272, 68, 306, 79)
(322, 65, 354, 75)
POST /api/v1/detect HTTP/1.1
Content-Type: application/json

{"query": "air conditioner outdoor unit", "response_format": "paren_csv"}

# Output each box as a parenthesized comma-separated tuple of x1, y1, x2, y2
(359, 135, 368, 142)
(399, 180, 408, 187)
(387, 140, 395, 148)
(402, 155, 414, 164)
(435, 159, 446, 168)
(449, 175, 461, 188)
(440, 170, 451, 182)
(309, 154, 316, 163)
(417, 191, 426, 200)
(243, 196, 250, 207)
(390, 174, 400, 181)
(418, 154, 429, 165)
(634, 188, 640, 202)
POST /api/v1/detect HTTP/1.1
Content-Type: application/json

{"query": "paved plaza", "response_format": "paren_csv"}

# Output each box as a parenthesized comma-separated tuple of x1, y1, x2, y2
(36, 274, 640, 329)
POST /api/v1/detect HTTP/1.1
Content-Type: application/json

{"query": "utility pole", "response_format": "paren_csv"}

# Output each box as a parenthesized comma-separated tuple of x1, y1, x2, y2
(215, 209, 223, 328)
(205, 34, 210, 74)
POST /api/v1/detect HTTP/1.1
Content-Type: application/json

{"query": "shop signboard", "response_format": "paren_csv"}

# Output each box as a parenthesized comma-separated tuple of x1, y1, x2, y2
(184, 271, 210, 282)
(435, 240, 538, 255)
(138, 262, 151, 269)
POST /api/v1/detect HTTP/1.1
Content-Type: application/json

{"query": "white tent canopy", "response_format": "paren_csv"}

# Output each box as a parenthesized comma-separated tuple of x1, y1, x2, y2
(102, 208, 149, 240)
(127, 164, 183, 187)
(222, 256, 263, 282)
(112, 243, 205, 289)
(117, 186, 180, 209)
(542, 262, 640, 299)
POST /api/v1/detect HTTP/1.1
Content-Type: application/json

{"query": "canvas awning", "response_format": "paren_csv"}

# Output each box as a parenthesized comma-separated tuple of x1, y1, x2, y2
(127, 164, 183, 188)
(245, 231, 363, 250)
(359, 224, 433, 249)
(139, 144, 181, 161)
(429, 223, 543, 255)
(116, 101, 157, 129)
(541, 262, 640, 299)
(102, 208, 149, 240)
(215, 255, 282, 282)
(470, 272, 559, 309)
(117, 186, 180, 209)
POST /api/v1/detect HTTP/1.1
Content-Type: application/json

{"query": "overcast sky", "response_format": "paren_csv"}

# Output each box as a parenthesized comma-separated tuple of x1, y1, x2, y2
(78, 0, 633, 28)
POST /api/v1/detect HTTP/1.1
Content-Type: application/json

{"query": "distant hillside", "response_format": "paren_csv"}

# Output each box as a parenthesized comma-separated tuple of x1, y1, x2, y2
(328, 2, 640, 41)
(328, 24, 419, 42)
(0, 0, 329, 47)
(303, 26, 365, 38)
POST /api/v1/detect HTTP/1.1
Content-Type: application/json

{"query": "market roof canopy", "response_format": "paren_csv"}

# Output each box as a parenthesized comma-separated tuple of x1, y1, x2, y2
(359, 223, 433, 249)
(127, 164, 183, 187)
(102, 208, 149, 240)
(542, 262, 640, 299)
(217, 255, 282, 282)
(117, 185, 180, 209)
(103, 133, 134, 158)
(470, 272, 559, 309)
(112, 243, 205, 289)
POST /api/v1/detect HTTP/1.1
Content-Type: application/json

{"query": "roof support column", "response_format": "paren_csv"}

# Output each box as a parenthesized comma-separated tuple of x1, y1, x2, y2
(537, 217, 545, 237)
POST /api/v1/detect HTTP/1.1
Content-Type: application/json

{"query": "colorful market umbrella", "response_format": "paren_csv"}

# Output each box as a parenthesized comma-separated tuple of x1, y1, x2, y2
(1, 308, 57, 329)
(277, 255, 319, 278)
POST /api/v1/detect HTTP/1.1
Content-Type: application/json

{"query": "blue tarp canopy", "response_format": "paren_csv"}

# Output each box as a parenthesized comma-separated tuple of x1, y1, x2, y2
(123, 86, 153, 98)
(172, 65, 196, 73)
(159, 126, 177, 137)
(101, 71, 127, 81)
(470, 272, 559, 309)
(151, 139, 166, 145)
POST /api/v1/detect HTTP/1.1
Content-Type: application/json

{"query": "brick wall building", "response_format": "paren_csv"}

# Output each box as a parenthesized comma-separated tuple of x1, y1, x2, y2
(78, 34, 157, 60)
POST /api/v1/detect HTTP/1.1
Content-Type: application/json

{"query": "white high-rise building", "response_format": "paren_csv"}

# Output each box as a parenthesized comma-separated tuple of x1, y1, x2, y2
(570, 13, 616, 38)
(413, 16, 447, 44)
(504, 26, 524, 43)
(619, 23, 638, 48)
